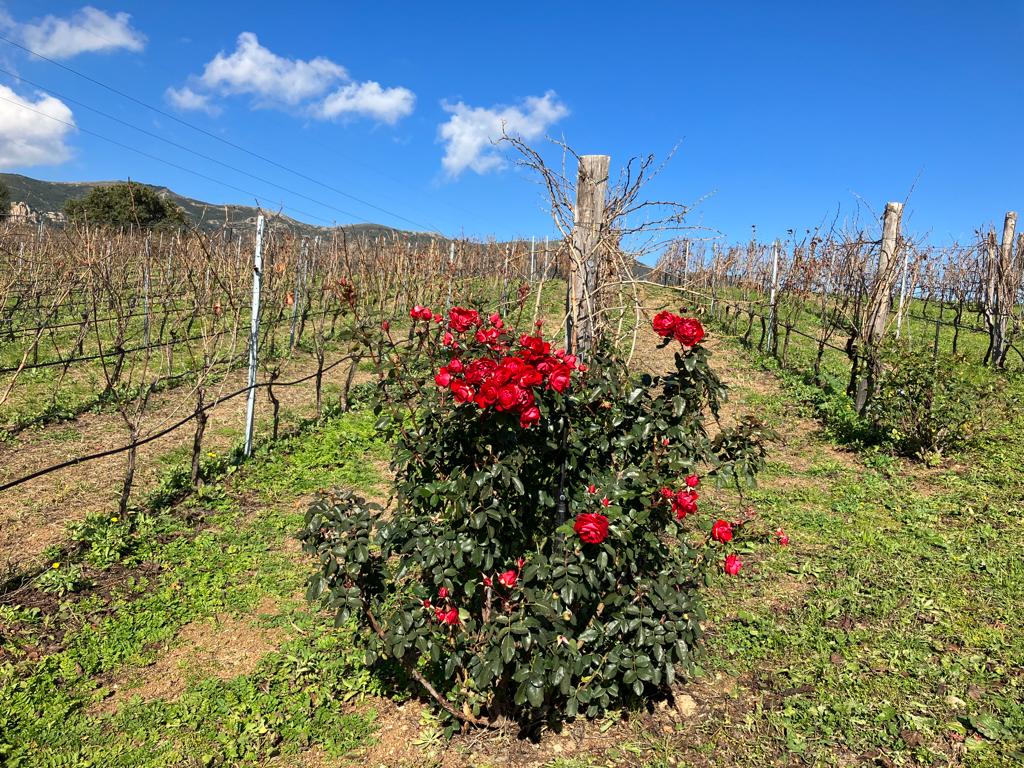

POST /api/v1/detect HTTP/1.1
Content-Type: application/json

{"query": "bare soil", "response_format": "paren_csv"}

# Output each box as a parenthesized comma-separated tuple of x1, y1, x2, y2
(0, 353, 367, 576)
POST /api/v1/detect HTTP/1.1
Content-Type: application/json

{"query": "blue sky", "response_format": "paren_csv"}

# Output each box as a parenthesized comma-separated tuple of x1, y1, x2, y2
(1, 1, 1021, 246)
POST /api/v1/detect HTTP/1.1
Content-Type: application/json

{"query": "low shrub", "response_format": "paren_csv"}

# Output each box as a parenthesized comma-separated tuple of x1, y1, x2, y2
(865, 345, 1003, 462)
(302, 306, 776, 727)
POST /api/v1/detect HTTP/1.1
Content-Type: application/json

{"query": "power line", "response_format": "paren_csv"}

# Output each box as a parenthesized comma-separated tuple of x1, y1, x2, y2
(0, 66, 386, 227)
(0, 34, 442, 234)
(0, 92, 337, 227)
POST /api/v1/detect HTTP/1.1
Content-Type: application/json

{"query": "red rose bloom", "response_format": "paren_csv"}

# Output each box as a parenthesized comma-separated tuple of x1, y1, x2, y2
(711, 519, 733, 543)
(448, 358, 464, 373)
(518, 406, 541, 428)
(496, 384, 521, 411)
(436, 607, 460, 625)
(674, 317, 705, 347)
(434, 368, 452, 388)
(652, 311, 679, 337)
(775, 528, 790, 546)
(475, 383, 499, 408)
(497, 569, 518, 588)
(587, 484, 597, 494)
(517, 366, 543, 388)
(448, 307, 481, 333)
(547, 364, 572, 393)
(574, 512, 609, 544)
(723, 554, 742, 576)
(451, 382, 474, 403)
(685, 474, 700, 488)
(438, 586, 449, 598)
(673, 489, 699, 518)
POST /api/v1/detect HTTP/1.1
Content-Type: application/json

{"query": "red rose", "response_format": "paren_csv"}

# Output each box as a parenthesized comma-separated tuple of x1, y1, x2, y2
(434, 368, 452, 388)
(517, 366, 543, 388)
(436, 607, 460, 625)
(775, 528, 790, 546)
(438, 586, 449, 598)
(433, 313, 443, 323)
(451, 382, 474, 404)
(489, 312, 502, 327)
(547, 364, 572, 393)
(421, 598, 431, 608)
(685, 474, 700, 488)
(723, 554, 742, 576)
(574, 512, 609, 544)
(587, 484, 597, 494)
(659, 487, 674, 499)
(381, 320, 390, 332)
(448, 307, 481, 333)
(448, 358, 464, 373)
(600, 497, 611, 508)
(516, 557, 525, 569)
(673, 317, 705, 347)
(496, 384, 521, 411)
(475, 382, 499, 408)
(518, 406, 541, 428)
(411, 305, 431, 320)
(652, 311, 679, 337)
(711, 519, 733, 543)
(673, 489, 698, 518)
(442, 331, 455, 346)
(482, 575, 492, 587)
(497, 569, 517, 588)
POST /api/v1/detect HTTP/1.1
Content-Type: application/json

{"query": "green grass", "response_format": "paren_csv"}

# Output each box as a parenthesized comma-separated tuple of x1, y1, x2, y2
(0, 408, 390, 767)
(2, 288, 1022, 767)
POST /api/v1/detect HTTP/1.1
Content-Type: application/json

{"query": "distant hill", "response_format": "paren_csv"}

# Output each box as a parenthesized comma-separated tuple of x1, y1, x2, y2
(0, 172, 432, 242)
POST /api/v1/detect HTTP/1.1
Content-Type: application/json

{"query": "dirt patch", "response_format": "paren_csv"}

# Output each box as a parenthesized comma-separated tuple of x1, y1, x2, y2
(0, 355, 368, 577)
(91, 595, 287, 714)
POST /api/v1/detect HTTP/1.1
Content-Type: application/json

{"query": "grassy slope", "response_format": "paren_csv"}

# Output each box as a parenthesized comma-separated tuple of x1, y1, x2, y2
(1, 303, 1021, 766)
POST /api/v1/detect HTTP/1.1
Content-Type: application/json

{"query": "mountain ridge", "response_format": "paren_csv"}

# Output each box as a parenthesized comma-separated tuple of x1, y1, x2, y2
(0, 172, 429, 241)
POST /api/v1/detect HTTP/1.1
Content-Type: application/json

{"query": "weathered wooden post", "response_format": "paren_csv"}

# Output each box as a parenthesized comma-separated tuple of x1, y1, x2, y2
(994, 211, 1017, 367)
(244, 214, 265, 457)
(854, 201, 902, 413)
(566, 154, 610, 357)
(766, 240, 780, 355)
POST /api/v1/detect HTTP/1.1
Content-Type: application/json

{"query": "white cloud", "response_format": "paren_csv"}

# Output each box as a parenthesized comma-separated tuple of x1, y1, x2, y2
(16, 6, 146, 59)
(318, 81, 415, 124)
(0, 85, 75, 168)
(438, 91, 569, 177)
(169, 33, 415, 125)
(165, 85, 218, 115)
(197, 32, 345, 105)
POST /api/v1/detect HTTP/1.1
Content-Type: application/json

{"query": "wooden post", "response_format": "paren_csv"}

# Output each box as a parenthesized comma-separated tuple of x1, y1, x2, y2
(993, 211, 1017, 366)
(567, 154, 610, 357)
(530, 236, 536, 281)
(244, 215, 265, 457)
(855, 201, 902, 413)
(767, 240, 780, 354)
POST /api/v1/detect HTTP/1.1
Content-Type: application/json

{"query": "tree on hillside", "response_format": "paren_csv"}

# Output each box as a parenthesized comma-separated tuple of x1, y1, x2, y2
(64, 182, 185, 230)
(0, 180, 9, 217)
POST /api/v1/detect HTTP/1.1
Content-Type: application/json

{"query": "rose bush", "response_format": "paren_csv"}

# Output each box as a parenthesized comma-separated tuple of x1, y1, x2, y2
(301, 305, 772, 727)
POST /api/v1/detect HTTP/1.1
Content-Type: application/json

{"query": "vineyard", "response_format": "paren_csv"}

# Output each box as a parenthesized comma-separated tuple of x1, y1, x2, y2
(0, 177, 1022, 768)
